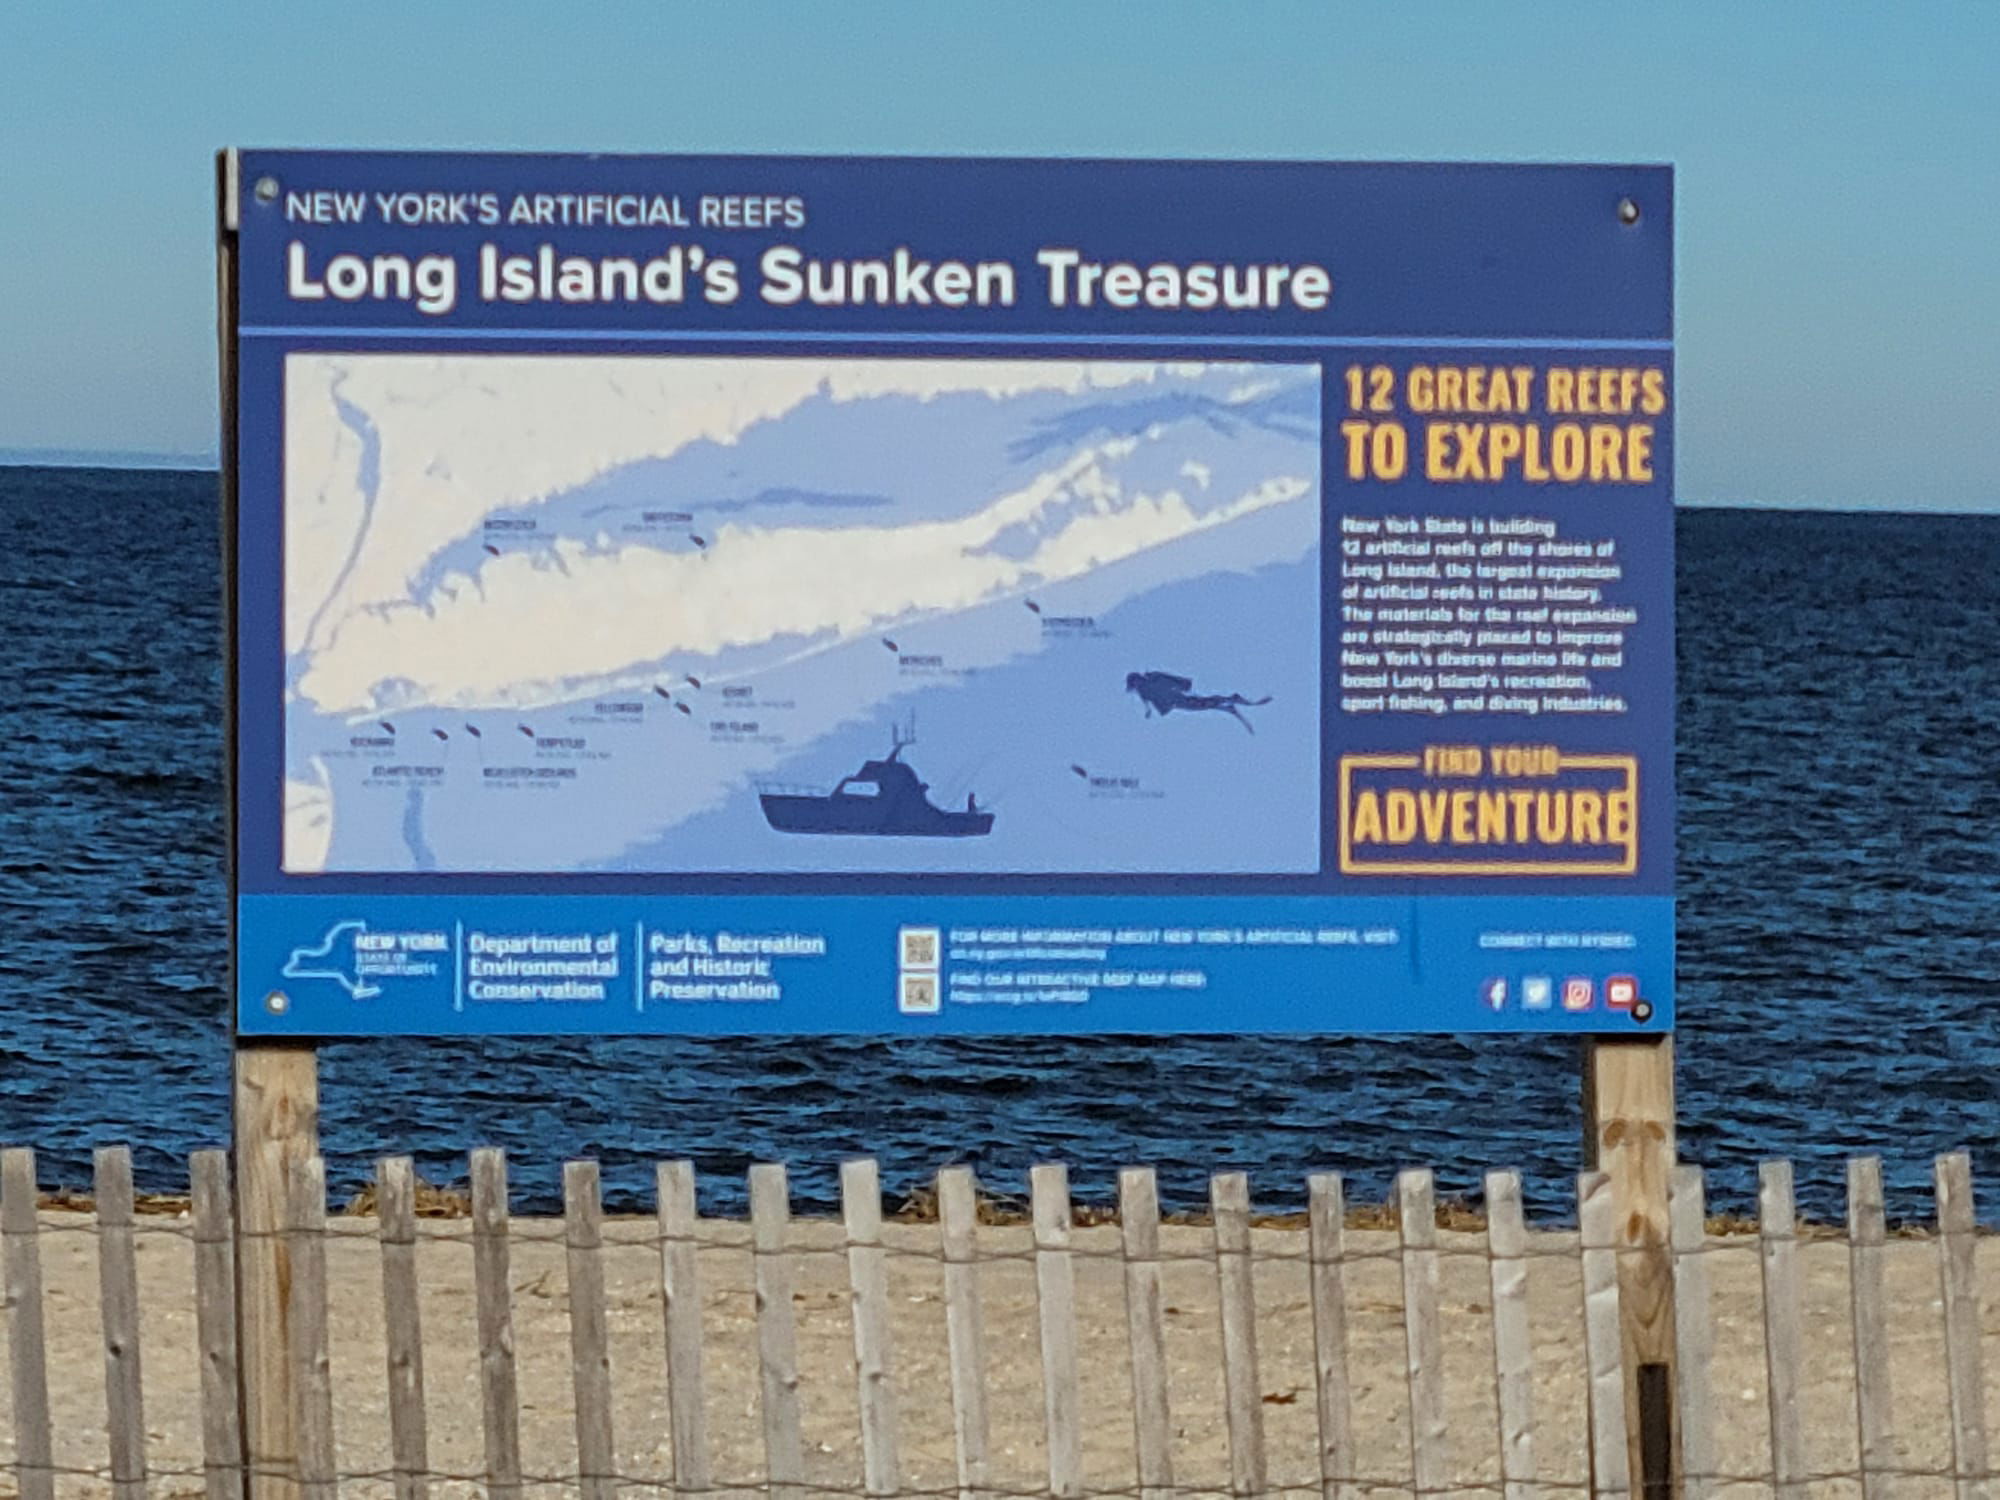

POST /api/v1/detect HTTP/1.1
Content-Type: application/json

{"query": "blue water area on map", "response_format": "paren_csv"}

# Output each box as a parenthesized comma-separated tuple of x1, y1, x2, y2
(3, 463, 1997, 1221)
(628, 553, 1319, 875)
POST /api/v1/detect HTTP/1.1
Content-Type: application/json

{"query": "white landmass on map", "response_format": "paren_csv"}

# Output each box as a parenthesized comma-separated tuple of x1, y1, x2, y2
(295, 440, 1304, 715)
(285, 356, 1193, 660)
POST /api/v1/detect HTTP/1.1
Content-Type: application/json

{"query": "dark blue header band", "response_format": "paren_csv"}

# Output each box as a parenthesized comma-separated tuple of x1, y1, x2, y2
(237, 152, 1671, 342)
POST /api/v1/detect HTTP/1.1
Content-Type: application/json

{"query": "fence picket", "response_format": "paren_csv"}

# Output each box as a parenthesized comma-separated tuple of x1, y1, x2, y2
(1398, 1169, 1447, 1500)
(1307, 1173, 1355, 1500)
(1484, 1169, 1538, 1500)
(1213, 1171, 1268, 1498)
(750, 1162, 805, 1500)
(1759, 1160, 1806, 1500)
(284, 1156, 336, 1500)
(3, 1136, 1990, 1500)
(1118, 1167, 1174, 1500)
(565, 1161, 617, 1500)
(1846, 1156, 1892, 1500)
(657, 1160, 709, 1493)
(939, 1167, 991, 1500)
(376, 1157, 429, 1500)
(842, 1158, 901, 1496)
(471, 1147, 523, 1500)
(95, 1146, 148, 1500)
(2, 1147, 52, 1500)
(191, 1150, 243, 1500)
(1031, 1163, 1084, 1499)
(1935, 1152, 1989, 1500)
(1579, 1170, 1631, 1500)
(1668, 1166, 1714, 1500)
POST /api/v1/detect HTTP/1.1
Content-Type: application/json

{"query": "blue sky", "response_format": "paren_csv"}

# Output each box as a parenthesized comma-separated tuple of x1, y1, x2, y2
(2, 2, 1994, 509)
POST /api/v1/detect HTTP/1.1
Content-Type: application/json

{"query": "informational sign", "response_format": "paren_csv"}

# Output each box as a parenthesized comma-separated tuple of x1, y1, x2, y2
(223, 150, 1673, 1036)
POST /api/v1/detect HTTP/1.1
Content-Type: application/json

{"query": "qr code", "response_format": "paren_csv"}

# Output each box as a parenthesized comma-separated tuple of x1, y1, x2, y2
(898, 972, 940, 1015)
(899, 926, 940, 971)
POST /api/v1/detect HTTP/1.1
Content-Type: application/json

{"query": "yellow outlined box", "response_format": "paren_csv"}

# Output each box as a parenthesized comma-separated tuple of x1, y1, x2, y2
(1338, 752, 1639, 876)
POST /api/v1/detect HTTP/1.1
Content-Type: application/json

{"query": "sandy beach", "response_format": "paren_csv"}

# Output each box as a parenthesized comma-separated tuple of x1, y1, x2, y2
(1, 1208, 1991, 1500)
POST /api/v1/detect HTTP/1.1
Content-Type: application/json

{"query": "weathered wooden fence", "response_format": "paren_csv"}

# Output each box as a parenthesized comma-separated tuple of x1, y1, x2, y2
(0, 1145, 1991, 1500)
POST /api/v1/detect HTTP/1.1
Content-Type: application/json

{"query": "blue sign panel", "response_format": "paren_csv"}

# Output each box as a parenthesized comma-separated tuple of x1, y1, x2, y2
(224, 150, 1673, 1036)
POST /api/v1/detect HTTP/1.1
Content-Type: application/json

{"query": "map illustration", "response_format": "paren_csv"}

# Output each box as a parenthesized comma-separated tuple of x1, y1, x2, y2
(283, 354, 1322, 874)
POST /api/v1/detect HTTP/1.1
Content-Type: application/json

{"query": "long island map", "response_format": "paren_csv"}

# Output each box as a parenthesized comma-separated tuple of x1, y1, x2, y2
(283, 355, 1323, 876)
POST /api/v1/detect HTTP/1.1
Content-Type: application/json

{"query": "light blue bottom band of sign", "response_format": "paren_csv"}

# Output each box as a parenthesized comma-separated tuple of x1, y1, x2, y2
(238, 894, 1674, 1037)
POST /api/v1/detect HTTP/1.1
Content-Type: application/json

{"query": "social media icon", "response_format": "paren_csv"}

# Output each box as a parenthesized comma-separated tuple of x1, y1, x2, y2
(1481, 977, 1508, 1011)
(1522, 976, 1553, 1011)
(1606, 974, 1639, 1009)
(1562, 977, 1594, 1012)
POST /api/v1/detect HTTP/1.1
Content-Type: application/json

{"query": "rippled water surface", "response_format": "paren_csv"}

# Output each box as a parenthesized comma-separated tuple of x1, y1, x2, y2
(2, 466, 1995, 1219)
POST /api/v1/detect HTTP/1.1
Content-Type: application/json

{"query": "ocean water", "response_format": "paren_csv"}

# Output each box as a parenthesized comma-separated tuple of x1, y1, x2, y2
(2, 464, 1995, 1220)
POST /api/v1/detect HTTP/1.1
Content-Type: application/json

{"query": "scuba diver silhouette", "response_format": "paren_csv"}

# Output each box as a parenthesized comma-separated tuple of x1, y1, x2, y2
(1125, 671, 1272, 735)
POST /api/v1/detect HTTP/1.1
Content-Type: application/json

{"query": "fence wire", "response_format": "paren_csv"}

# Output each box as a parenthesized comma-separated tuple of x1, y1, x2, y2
(0, 1212, 1951, 1269)
(4, 1460, 1998, 1496)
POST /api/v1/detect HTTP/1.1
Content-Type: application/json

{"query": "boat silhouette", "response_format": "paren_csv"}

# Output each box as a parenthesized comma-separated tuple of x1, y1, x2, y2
(759, 723, 993, 837)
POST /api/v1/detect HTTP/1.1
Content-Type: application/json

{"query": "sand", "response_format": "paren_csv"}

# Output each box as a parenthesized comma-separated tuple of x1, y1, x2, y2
(0, 1210, 1991, 1500)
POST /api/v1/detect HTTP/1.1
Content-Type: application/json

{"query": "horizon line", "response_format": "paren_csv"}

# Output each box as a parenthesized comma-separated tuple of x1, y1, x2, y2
(1, 448, 219, 471)
(1, 454, 1991, 518)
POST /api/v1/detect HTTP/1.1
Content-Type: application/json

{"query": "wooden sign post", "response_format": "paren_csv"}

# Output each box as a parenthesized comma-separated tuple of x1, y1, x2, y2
(233, 1040, 320, 1500)
(1585, 1035, 1679, 1500)
(219, 154, 323, 1500)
